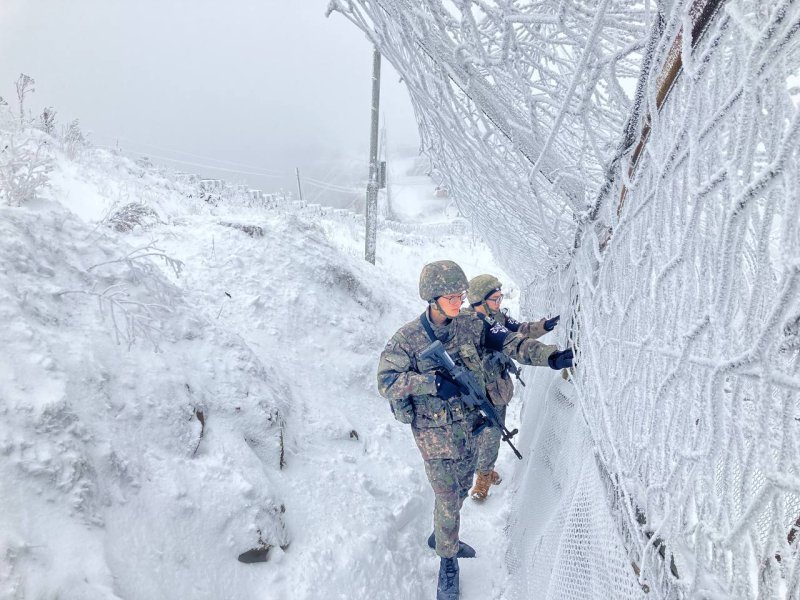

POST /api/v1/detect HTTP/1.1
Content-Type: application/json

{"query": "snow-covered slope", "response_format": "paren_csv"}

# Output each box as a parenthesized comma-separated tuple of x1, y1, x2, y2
(0, 202, 289, 599)
(1, 131, 540, 599)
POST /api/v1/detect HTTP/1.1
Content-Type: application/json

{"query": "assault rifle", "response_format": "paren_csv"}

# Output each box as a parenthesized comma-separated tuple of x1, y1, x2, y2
(420, 340, 523, 460)
(495, 352, 525, 386)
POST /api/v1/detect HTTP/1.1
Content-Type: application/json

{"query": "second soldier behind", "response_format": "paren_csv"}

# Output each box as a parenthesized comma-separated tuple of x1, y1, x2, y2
(463, 274, 562, 501)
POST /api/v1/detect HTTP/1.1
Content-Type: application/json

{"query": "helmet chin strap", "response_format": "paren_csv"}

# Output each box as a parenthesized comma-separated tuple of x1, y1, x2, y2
(431, 298, 461, 322)
(477, 299, 499, 316)
(430, 299, 449, 319)
(484, 287, 503, 316)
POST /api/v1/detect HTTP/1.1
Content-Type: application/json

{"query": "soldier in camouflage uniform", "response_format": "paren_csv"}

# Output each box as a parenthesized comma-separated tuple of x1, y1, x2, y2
(376, 261, 573, 600)
(464, 274, 562, 501)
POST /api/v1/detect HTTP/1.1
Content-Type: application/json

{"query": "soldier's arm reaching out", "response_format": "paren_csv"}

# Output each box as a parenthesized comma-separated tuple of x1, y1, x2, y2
(504, 312, 560, 340)
(482, 319, 572, 369)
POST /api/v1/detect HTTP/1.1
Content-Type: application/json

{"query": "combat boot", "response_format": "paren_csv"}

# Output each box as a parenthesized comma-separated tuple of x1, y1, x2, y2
(470, 471, 492, 501)
(490, 470, 502, 485)
(427, 532, 476, 558)
(437, 557, 459, 600)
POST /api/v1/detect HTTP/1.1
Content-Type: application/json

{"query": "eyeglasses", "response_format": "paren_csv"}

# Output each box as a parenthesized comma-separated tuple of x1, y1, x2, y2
(486, 294, 504, 304)
(439, 292, 466, 306)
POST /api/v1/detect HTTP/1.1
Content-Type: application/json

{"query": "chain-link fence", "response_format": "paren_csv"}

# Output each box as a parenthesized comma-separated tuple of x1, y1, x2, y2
(332, 1, 800, 597)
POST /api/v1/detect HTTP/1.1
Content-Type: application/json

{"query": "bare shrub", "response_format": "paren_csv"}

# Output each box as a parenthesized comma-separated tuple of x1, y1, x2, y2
(15, 73, 34, 124)
(57, 245, 185, 351)
(219, 221, 264, 238)
(39, 107, 57, 136)
(57, 283, 172, 351)
(107, 203, 162, 232)
(0, 131, 53, 206)
(61, 118, 87, 160)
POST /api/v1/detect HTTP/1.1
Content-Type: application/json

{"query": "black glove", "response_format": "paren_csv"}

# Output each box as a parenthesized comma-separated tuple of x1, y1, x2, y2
(543, 315, 560, 331)
(435, 374, 465, 400)
(389, 397, 415, 425)
(547, 348, 574, 370)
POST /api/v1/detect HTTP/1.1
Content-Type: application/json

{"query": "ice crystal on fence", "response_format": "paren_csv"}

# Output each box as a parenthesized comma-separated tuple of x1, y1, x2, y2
(332, 1, 800, 598)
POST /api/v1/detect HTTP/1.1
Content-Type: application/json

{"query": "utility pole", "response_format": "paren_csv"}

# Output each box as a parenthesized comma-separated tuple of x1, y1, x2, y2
(295, 167, 305, 203)
(365, 47, 381, 265)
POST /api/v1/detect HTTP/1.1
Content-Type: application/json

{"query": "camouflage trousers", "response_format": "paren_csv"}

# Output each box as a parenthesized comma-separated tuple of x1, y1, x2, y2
(475, 404, 507, 474)
(422, 435, 478, 558)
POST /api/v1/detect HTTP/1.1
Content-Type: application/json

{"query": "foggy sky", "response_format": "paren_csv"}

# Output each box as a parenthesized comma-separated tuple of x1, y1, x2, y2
(0, 0, 421, 199)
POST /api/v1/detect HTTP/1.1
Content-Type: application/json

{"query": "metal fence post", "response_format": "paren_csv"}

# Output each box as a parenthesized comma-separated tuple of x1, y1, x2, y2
(365, 47, 381, 264)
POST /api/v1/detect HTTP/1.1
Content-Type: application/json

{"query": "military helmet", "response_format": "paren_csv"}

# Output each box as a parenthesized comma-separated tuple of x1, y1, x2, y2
(419, 260, 468, 302)
(467, 274, 502, 305)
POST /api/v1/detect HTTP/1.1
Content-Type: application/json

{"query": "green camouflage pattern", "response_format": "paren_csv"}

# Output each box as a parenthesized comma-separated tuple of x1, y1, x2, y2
(475, 404, 506, 474)
(418, 260, 468, 301)
(461, 308, 556, 406)
(377, 308, 556, 557)
(481, 351, 516, 406)
(497, 319, 556, 366)
(378, 311, 486, 440)
(377, 311, 484, 558)
(505, 312, 548, 340)
(425, 442, 477, 558)
(467, 274, 502, 305)
(378, 310, 555, 426)
(490, 310, 550, 404)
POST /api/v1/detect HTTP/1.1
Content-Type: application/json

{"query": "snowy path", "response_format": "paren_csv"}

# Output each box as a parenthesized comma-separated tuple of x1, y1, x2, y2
(148, 210, 525, 599)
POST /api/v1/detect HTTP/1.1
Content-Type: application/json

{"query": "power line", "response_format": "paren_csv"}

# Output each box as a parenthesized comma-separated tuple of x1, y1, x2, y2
(99, 146, 283, 179)
(96, 142, 364, 194)
(98, 136, 284, 175)
(303, 178, 361, 194)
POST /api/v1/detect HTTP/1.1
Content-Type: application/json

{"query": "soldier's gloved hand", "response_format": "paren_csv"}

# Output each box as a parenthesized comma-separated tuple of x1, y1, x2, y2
(543, 315, 560, 331)
(389, 397, 415, 425)
(547, 347, 574, 370)
(435, 374, 465, 400)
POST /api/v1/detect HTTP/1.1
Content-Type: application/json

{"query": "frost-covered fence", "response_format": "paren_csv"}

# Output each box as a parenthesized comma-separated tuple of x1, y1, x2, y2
(331, 1, 800, 598)
(572, 3, 800, 597)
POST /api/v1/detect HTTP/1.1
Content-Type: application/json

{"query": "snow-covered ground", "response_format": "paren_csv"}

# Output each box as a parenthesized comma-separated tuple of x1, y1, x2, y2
(386, 156, 456, 223)
(0, 141, 549, 599)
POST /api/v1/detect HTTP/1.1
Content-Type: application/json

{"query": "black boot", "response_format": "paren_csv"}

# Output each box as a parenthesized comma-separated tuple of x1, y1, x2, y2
(427, 532, 476, 558)
(437, 557, 459, 600)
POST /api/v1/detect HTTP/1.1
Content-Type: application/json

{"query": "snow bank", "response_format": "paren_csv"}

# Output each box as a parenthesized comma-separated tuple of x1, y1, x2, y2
(0, 203, 288, 599)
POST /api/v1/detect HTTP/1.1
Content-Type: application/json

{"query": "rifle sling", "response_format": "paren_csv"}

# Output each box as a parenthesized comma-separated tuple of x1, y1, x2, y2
(419, 312, 442, 344)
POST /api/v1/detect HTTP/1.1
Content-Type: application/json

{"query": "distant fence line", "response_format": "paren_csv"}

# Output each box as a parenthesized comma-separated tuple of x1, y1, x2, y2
(184, 174, 468, 240)
(298, 202, 468, 238)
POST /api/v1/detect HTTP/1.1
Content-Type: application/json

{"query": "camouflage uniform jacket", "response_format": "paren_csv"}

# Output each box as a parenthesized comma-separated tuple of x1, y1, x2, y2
(462, 308, 554, 406)
(377, 310, 556, 459)
(500, 309, 549, 340)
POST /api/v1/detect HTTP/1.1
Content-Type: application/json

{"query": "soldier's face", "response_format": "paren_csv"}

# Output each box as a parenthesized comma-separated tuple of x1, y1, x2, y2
(436, 292, 465, 318)
(486, 292, 503, 310)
